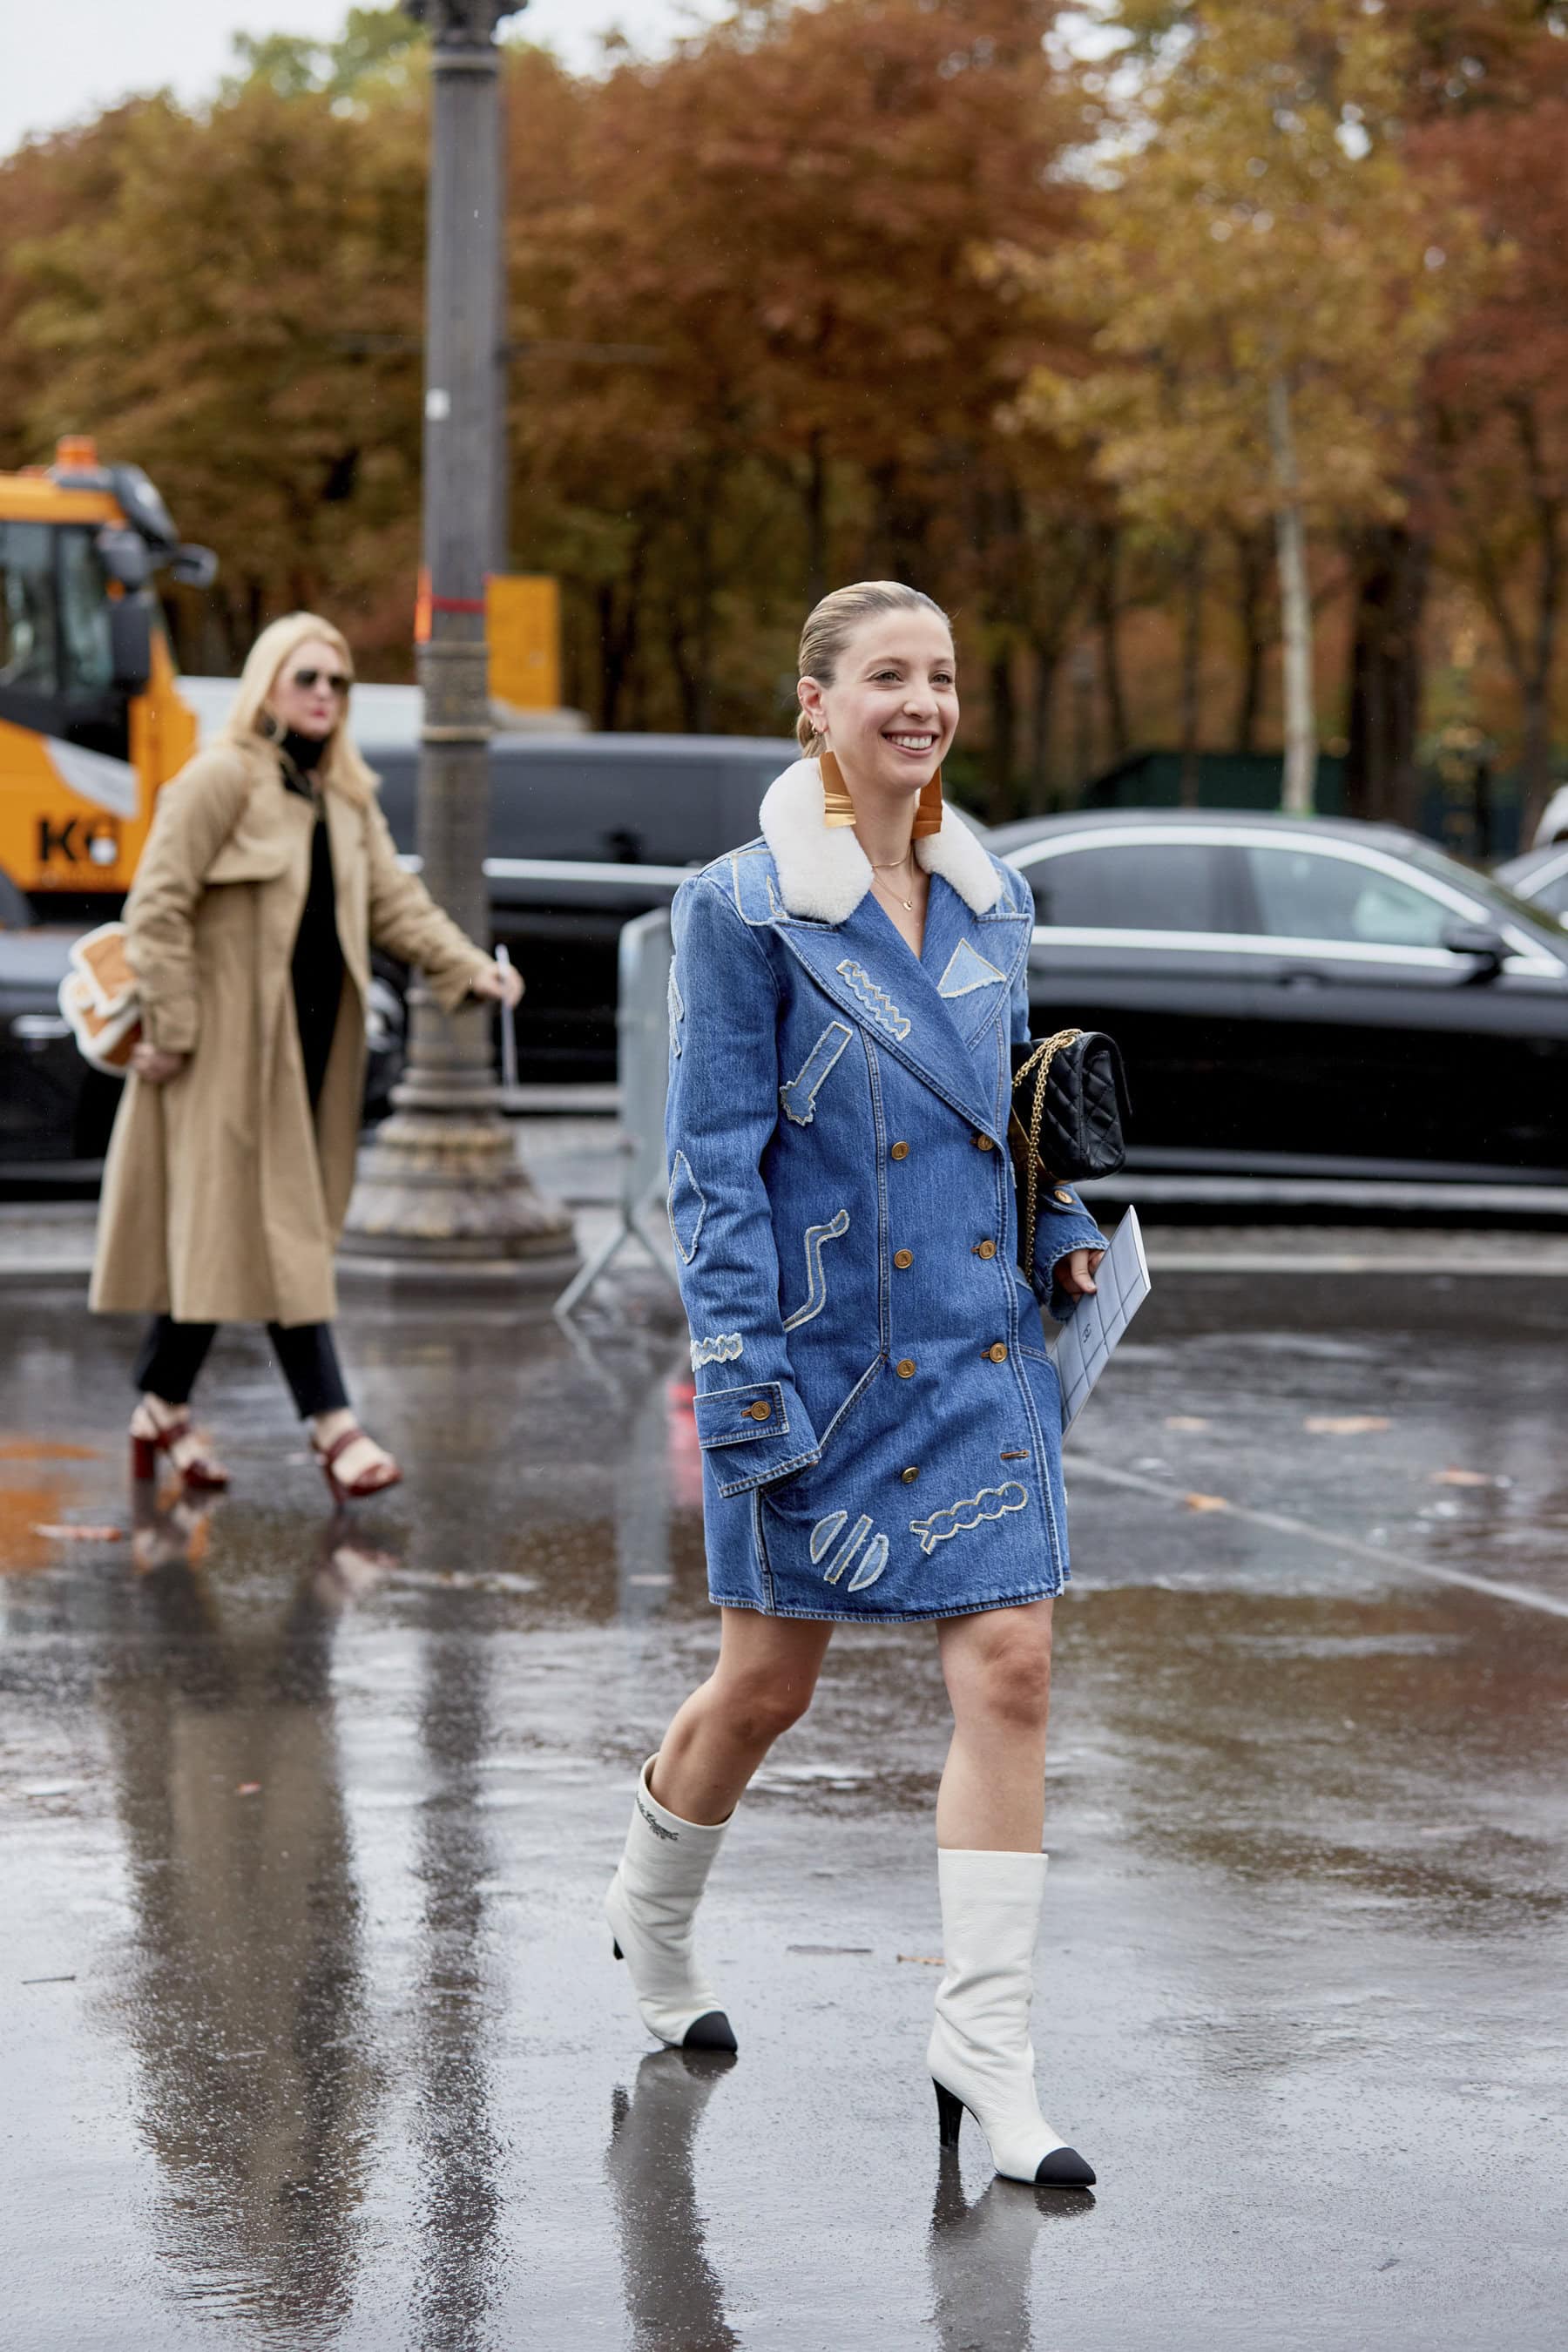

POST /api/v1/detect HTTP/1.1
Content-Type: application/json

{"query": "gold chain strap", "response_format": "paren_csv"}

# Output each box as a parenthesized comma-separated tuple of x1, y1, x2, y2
(1010, 1028, 1082, 1283)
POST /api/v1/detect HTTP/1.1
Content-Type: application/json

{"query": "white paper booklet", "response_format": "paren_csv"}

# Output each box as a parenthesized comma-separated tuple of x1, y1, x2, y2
(1051, 1205, 1151, 1435)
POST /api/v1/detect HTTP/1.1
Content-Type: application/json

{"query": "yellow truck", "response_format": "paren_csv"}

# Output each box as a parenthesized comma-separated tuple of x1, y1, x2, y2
(0, 436, 213, 911)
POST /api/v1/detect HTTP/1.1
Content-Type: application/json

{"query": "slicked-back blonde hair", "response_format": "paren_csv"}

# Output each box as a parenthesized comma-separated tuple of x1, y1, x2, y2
(795, 579, 951, 754)
(220, 612, 375, 806)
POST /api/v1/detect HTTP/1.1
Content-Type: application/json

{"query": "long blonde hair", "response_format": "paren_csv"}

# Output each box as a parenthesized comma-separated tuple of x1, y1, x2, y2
(795, 580, 951, 754)
(220, 612, 376, 806)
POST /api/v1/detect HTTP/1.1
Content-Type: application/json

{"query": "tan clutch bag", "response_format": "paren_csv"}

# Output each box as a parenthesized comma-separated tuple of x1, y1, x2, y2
(58, 922, 143, 1077)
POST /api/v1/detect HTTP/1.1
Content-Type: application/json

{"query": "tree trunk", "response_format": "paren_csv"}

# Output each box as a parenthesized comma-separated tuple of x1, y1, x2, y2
(804, 430, 828, 611)
(1029, 638, 1060, 807)
(1231, 525, 1270, 754)
(1094, 527, 1130, 762)
(1179, 532, 1206, 808)
(1344, 522, 1429, 827)
(987, 639, 1017, 819)
(1268, 374, 1316, 816)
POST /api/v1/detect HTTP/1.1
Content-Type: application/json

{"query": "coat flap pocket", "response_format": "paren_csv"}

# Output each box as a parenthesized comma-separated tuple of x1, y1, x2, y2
(203, 839, 293, 886)
(693, 1381, 789, 1450)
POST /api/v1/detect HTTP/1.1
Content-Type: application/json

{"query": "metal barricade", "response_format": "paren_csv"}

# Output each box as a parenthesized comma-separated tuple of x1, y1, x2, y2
(553, 906, 681, 1318)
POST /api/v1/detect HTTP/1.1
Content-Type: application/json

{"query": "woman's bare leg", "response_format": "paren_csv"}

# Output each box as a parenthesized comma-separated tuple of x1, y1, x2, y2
(650, 1607, 835, 1824)
(934, 1598, 1054, 1849)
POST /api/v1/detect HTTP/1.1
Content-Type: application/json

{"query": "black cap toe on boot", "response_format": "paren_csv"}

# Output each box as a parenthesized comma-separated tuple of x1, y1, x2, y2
(1034, 2146, 1095, 2188)
(681, 2010, 739, 2054)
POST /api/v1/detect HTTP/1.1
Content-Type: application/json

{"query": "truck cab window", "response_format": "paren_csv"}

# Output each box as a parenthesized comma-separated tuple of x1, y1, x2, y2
(57, 528, 115, 694)
(0, 522, 59, 694)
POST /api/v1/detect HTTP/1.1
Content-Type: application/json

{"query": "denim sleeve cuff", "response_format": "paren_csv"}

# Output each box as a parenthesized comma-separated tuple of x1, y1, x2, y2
(693, 1379, 821, 1497)
(1039, 1215, 1112, 1321)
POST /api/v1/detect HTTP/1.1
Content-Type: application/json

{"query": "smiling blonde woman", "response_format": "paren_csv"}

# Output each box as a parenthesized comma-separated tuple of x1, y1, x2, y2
(91, 611, 520, 1505)
(604, 581, 1108, 2187)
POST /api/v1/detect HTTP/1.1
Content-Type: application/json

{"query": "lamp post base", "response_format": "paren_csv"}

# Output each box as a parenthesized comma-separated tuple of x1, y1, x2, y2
(338, 1108, 579, 1299)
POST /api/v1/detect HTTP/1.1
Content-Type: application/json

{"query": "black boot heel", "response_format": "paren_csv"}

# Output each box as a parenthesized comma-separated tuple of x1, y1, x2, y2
(933, 2079, 964, 2150)
(612, 1939, 624, 1960)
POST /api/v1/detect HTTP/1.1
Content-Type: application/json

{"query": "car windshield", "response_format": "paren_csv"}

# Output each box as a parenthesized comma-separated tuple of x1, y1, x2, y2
(1389, 835, 1568, 952)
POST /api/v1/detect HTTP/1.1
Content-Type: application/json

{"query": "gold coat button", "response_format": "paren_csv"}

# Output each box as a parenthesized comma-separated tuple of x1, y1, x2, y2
(890, 1139, 909, 1161)
(747, 1400, 772, 1421)
(1054, 1186, 1074, 1206)
(901, 1466, 920, 1484)
(973, 1133, 994, 1151)
(986, 1342, 1008, 1364)
(896, 1358, 916, 1379)
(893, 1248, 913, 1270)
(974, 1240, 997, 1260)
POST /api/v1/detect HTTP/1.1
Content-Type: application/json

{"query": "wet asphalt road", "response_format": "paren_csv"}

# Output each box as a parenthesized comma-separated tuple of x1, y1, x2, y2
(3, 1260, 1567, 2352)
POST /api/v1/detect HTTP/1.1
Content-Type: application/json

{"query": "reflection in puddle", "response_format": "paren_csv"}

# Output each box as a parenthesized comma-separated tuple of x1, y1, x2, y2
(605, 2049, 740, 2352)
(95, 1514, 395, 2335)
(928, 2150, 1094, 2350)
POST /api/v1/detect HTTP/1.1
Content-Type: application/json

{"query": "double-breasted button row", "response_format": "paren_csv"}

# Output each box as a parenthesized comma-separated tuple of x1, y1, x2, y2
(972, 1133, 994, 1152)
(893, 1248, 913, 1270)
(986, 1342, 1008, 1364)
(896, 1358, 916, 1379)
(889, 1139, 909, 1161)
(901, 1466, 919, 1484)
(973, 1239, 997, 1260)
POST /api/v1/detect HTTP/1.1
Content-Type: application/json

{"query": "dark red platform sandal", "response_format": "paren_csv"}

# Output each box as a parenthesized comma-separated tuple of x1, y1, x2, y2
(312, 1423, 402, 1506)
(128, 1400, 231, 1490)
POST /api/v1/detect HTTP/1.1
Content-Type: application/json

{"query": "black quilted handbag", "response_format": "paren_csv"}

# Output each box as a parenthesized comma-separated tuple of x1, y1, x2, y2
(1009, 1030, 1129, 1281)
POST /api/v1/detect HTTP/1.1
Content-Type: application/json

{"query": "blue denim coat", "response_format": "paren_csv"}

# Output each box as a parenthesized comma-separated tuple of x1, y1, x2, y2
(666, 758, 1108, 1622)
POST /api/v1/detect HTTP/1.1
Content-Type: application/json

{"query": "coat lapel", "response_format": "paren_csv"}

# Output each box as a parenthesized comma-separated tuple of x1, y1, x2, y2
(918, 870, 1027, 1045)
(775, 890, 1003, 1140)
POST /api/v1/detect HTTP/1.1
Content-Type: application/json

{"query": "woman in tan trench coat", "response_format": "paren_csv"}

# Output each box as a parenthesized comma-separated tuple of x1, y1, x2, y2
(92, 611, 520, 1502)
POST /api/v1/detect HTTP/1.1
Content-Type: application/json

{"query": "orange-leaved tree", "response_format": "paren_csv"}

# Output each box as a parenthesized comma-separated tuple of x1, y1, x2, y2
(1005, 0, 1485, 812)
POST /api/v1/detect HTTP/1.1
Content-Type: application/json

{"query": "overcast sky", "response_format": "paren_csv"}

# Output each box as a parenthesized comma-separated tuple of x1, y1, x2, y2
(1, 1, 730, 157)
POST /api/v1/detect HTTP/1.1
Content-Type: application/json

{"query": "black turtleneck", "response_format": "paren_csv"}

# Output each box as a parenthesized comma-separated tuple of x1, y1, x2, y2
(279, 729, 344, 1112)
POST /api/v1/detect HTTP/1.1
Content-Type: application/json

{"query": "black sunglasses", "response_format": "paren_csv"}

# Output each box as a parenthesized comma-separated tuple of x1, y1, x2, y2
(289, 666, 352, 694)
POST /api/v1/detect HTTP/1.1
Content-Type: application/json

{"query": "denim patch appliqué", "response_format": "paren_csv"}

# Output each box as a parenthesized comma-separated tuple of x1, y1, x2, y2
(835, 960, 910, 1041)
(666, 1151, 708, 1265)
(779, 1020, 853, 1126)
(811, 1511, 891, 1591)
(936, 939, 1007, 998)
(909, 1480, 1029, 1557)
(691, 1332, 743, 1369)
(782, 1206, 850, 1332)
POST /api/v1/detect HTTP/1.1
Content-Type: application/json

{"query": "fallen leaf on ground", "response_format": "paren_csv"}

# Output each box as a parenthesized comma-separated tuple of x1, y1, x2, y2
(896, 1954, 943, 1966)
(1431, 1468, 1492, 1488)
(1183, 1492, 1229, 1512)
(235, 1783, 261, 1796)
(31, 1524, 123, 1542)
(1303, 1416, 1391, 1436)
(1165, 1416, 1210, 1432)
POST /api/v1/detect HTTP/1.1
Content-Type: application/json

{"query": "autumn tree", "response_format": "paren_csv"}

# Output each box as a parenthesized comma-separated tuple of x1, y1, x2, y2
(1009, 0, 1484, 814)
(1416, 28, 1568, 832)
(504, 0, 1104, 808)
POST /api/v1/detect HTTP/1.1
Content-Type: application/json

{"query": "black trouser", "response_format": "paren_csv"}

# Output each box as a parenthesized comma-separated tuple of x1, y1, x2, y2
(134, 1316, 350, 1420)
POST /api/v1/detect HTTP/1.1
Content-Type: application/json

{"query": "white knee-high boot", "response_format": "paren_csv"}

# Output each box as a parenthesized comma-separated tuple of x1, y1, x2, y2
(926, 1849, 1095, 2187)
(605, 1757, 738, 2052)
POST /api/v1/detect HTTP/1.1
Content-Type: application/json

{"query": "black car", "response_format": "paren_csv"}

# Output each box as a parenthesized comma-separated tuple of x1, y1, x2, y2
(989, 809, 1568, 1185)
(368, 731, 797, 1078)
(1495, 841, 1568, 927)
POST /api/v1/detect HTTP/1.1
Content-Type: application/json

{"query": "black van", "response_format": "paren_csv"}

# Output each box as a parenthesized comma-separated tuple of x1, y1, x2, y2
(368, 731, 796, 1080)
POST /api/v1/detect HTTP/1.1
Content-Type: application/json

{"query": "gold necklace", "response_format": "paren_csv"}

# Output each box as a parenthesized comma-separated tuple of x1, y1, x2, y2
(870, 851, 917, 912)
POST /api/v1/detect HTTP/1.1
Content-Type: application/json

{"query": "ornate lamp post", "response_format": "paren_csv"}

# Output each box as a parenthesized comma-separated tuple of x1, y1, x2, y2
(341, 0, 578, 1292)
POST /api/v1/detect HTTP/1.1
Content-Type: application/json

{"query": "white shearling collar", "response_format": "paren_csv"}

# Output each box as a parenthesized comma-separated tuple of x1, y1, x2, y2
(758, 756, 1002, 926)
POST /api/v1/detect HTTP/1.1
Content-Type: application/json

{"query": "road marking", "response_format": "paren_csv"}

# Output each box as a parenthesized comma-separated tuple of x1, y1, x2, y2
(1069, 1457, 1568, 1623)
(1145, 1254, 1568, 1276)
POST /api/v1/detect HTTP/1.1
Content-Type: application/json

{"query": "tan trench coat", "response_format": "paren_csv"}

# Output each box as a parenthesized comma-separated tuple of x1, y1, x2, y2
(91, 739, 491, 1327)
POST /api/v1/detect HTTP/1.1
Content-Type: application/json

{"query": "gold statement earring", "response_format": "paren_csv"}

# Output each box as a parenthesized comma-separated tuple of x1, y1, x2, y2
(912, 765, 944, 838)
(820, 746, 857, 828)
